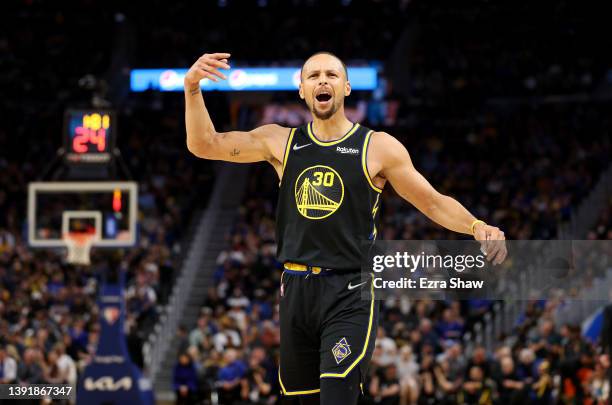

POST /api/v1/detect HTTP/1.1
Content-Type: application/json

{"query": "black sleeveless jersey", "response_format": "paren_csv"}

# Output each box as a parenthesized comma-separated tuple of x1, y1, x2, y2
(276, 122, 382, 270)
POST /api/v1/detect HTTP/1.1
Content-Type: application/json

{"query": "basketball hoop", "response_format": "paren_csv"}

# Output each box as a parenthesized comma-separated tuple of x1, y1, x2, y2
(64, 232, 98, 265)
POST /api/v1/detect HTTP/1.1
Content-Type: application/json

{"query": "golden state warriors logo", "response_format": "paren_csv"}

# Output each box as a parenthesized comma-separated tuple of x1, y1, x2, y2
(332, 337, 351, 364)
(294, 165, 344, 220)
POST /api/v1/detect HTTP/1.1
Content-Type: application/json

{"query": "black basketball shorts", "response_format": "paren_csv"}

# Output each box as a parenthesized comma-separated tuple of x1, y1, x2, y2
(278, 263, 379, 397)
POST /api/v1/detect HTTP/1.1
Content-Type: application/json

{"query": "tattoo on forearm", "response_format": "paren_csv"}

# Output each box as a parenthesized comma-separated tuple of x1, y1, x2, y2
(190, 85, 200, 96)
(230, 148, 240, 157)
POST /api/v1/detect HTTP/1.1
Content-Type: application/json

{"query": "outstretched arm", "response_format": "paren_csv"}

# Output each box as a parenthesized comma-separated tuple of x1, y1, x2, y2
(184, 52, 288, 164)
(373, 132, 507, 264)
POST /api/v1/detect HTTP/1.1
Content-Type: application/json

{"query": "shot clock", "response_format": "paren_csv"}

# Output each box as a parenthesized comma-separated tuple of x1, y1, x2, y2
(64, 109, 115, 164)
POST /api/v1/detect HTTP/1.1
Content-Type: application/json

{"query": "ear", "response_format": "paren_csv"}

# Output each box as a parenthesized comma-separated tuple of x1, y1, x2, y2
(298, 82, 305, 100)
(345, 80, 352, 97)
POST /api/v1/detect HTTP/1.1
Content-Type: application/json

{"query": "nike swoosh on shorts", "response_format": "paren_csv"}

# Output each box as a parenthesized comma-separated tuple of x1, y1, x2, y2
(347, 281, 367, 290)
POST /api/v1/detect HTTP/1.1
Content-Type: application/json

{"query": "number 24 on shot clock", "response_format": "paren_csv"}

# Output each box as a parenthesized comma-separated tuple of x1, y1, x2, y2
(64, 109, 115, 164)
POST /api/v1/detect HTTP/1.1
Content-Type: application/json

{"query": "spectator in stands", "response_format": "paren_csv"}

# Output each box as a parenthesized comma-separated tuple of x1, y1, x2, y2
(417, 319, 440, 357)
(198, 348, 222, 397)
(529, 360, 553, 404)
(34, 328, 54, 354)
(433, 357, 462, 404)
(53, 343, 77, 390)
(18, 348, 45, 384)
(256, 320, 280, 350)
(457, 366, 494, 405)
(213, 316, 242, 352)
(587, 354, 610, 404)
(436, 308, 465, 342)
(0, 346, 18, 384)
(125, 270, 158, 322)
(175, 324, 190, 356)
(189, 311, 216, 353)
(186, 345, 203, 376)
(436, 342, 465, 388)
(375, 328, 399, 368)
(217, 348, 247, 405)
(228, 291, 250, 333)
(83, 326, 99, 365)
(416, 354, 437, 405)
(370, 363, 401, 405)
(494, 355, 525, 405)
(242, 347, 276, 404)
(173, 352, 199, 405)
(517, 348, 537, 385)
(559, 324, 593, 401)
(466, 346, 493, 379)
(529, 318, 562, 359)
(42, 350, 64, 384)
(396, 345, 419, 405)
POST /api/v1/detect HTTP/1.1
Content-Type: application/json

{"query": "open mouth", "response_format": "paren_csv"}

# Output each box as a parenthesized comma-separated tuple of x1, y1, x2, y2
(315, 92, 332, 102)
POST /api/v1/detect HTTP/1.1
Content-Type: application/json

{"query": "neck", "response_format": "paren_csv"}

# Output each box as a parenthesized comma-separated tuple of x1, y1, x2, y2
(311, 109, 353, 141)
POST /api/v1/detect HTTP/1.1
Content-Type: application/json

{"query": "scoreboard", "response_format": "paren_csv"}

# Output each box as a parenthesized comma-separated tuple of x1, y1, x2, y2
(64, 110, 115, 164)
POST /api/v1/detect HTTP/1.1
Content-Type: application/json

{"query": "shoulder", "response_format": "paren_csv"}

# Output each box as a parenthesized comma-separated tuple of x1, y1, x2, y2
(250, 124, 292, 160)
(369, 130, 398, 145)
(368, 131, 410, 160)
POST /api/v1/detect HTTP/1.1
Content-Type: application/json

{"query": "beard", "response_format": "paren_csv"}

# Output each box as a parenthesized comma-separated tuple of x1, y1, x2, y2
(310, 98, 341, 120)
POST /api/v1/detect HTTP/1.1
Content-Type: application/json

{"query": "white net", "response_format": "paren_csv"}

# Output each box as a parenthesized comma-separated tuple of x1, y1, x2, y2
(64, 233, 97, 265)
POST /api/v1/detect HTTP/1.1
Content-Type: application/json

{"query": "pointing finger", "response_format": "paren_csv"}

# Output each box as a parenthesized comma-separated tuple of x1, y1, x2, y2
(198, 56, 230, 70)
(208, 59, 231, 70)
(210, 52, 231, 59)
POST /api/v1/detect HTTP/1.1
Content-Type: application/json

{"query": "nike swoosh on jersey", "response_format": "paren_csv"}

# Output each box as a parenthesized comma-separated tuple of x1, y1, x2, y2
(293, 143, 312, 151)
(347, 281, 367, 290)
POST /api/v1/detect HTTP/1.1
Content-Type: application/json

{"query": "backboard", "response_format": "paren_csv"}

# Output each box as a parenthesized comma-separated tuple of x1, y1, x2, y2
(28, 181, 138, 249)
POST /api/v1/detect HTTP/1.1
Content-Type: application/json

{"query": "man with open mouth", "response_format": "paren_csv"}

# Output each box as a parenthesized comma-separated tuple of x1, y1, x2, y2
(184, 51, 507, 405)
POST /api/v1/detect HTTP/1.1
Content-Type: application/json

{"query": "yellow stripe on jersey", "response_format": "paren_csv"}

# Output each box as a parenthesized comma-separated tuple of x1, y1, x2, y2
(307, 122, 360, 146)
(362, 130, 383, 193)
(281, 128, 297, 180)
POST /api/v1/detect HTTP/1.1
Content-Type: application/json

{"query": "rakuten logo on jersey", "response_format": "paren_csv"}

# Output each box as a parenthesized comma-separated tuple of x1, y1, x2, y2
(336, 146, 359, 155)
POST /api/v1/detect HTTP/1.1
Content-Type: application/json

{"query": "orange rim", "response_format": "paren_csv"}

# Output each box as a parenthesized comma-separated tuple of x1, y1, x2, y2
(64, 232, 97, 246)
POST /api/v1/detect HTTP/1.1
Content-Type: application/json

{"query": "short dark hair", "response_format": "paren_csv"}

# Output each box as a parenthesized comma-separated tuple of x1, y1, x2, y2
(301, 51, 348, 81)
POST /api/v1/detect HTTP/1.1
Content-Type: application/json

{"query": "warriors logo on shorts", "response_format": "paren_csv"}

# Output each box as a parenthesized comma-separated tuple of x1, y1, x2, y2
(332, 337, 351, 364)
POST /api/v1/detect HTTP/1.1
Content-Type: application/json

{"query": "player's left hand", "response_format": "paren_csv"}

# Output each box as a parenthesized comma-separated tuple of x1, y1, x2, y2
(473, 223, 507, 265)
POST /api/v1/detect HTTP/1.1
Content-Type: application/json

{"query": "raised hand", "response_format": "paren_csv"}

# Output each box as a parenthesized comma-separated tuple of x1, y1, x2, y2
(184, 52, 231, 85)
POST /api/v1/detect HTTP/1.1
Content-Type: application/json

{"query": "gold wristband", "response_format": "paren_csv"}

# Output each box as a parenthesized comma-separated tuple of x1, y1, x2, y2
(470, 219, 486, 235)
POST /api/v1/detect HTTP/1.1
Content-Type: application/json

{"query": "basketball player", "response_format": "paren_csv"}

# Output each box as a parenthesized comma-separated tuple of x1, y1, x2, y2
(184, 52, 507, 405)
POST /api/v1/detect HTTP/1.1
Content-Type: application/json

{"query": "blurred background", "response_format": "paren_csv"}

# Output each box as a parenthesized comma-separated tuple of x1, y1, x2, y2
(0, 0, 610, 404)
